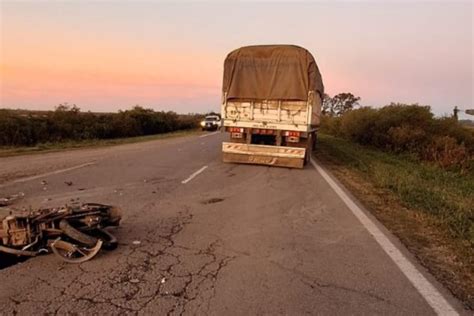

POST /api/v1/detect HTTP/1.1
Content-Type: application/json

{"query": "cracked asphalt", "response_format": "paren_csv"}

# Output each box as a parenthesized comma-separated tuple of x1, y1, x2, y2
(0, 132, 465, 315)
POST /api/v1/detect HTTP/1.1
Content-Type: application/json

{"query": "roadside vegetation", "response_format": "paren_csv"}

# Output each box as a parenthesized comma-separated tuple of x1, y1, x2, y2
(0, 104, 201, 147)
(316, 103, 473, 309)
(320, 104, 473, 172)
(0, 129, 199, 158)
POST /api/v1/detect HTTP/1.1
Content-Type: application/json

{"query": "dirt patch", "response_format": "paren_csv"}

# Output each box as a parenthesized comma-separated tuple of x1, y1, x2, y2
(201, 198, 225, 205)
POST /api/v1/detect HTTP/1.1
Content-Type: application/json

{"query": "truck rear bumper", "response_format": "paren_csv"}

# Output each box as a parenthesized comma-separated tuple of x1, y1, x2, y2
(222, 142, 306, 169)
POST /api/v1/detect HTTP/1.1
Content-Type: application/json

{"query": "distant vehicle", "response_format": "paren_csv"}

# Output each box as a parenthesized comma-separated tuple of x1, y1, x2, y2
(200, 115, 221, 131)
(221, 45, 324, 168)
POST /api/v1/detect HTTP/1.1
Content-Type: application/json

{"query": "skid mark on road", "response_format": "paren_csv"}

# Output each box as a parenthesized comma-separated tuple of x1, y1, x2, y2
(310, 159, 458, 315)
(181, 166, 208, 184)
(199, 131, 220, 138)
(0, 162, 96, 188)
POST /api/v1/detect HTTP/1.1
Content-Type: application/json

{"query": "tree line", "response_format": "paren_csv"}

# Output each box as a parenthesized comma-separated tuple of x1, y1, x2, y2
(0, 104, 201, 147)
(319, 95, 473, 171)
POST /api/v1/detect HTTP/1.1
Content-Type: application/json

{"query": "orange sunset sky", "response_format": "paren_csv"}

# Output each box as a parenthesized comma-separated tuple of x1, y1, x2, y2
(0, 1, 472, 117)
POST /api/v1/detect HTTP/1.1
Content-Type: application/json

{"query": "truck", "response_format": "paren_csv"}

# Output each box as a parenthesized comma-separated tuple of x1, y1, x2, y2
(221, 45, 324, 168)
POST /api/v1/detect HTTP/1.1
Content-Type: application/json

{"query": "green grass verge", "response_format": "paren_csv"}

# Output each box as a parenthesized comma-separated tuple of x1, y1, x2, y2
(315, 133, 473, 309)
(0, 129, 201, 158)
(317, 134, 473, 244)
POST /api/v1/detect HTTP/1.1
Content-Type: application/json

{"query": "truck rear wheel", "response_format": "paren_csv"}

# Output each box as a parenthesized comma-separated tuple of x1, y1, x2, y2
(312, 132, 317, 151)
(304, 134, 314, 165)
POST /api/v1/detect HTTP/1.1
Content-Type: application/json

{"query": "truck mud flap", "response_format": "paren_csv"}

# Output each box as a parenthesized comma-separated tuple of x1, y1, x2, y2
(222, 142, 306, 169)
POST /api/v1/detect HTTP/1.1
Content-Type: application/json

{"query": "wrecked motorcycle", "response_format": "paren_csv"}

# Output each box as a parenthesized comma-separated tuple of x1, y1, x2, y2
(0, 203, 121, 263)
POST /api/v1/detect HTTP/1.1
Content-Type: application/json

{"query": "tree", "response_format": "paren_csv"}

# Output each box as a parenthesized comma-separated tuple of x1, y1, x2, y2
(55, 102, 80, 113)
(322, 93, 360, 116)
(332, 93, 360, 115)
(321, 93, 334, 116)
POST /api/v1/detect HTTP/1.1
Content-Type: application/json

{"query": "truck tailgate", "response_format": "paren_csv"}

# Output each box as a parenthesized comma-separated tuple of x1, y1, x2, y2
(222, 142, 306, 168)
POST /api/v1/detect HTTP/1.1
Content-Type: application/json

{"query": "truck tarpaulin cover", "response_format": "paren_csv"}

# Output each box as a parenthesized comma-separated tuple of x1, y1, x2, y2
(223, 45, 324, 101)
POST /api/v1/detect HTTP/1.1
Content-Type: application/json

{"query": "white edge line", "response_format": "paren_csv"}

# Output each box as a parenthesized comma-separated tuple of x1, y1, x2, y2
(181, 165, 208, 184)
(0, 162, 96, 188)
(199, 131, 220, 138)
(310, 159, 458, 316)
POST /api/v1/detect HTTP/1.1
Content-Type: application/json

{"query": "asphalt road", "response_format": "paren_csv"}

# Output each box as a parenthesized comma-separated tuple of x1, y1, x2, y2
(0, 132, 465, 315)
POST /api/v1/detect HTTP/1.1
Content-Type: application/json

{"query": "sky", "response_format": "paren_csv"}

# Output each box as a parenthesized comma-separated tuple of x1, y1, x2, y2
(0, 1, 472, 118)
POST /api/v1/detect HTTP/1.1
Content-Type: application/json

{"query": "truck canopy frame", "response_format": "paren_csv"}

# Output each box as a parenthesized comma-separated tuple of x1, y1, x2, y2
(223, 45, 324, 102)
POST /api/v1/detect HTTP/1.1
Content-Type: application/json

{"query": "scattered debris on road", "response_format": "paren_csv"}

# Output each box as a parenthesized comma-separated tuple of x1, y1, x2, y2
(0, 192, 25, 207)
(201, 197, 225, 205)
(0, 203, 121, 264)
(64, 181, 73, 186)
(132, 240, 141, 245)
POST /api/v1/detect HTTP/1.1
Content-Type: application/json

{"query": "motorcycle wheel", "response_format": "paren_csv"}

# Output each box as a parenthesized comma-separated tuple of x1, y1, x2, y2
(50, 238, 103, 263)
(88, 228, 118, 250)
(59, 220, 98, 247)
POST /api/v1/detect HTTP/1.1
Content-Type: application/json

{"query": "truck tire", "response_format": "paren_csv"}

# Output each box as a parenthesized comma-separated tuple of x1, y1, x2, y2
(304, 135, 313, 165)
(312, 132, 317, 151)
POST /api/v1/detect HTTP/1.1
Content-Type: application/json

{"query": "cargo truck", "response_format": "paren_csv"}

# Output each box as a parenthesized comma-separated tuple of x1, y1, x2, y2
(221, 45, 324, 168)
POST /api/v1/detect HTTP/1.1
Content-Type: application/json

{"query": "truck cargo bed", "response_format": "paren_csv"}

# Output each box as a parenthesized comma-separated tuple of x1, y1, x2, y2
(222, 99, 318, 133)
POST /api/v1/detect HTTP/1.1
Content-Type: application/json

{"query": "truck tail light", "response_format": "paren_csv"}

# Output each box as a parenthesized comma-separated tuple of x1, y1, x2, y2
(285, 131, 300, 143)
(229, 127, 244, 133)
(284, 131, 300, 137)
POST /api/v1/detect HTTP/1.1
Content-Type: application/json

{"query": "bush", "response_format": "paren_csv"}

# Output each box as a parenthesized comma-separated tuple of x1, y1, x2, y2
(0, 106, 200, 147)
(320, 103, 474, 171)
(319, 115, 341, 136)
(423, 136, 470, 171)
(387, 125, 427, 153)
(339, 107, 378, 145)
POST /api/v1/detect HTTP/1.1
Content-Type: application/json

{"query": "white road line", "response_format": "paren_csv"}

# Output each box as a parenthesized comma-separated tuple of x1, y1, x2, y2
(0, 162, 96, 188)
(310, 159, 458, 316)
(181, 165, 208, 184)
(199, 131, 220, 138)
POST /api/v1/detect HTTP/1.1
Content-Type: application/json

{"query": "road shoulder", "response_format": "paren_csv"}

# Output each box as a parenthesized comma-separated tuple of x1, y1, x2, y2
(314, 136, 473, 311)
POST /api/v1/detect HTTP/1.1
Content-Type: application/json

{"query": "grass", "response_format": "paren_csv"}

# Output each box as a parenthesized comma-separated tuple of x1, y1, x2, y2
(315, 133, 473, 309)
(0, 129, 201, 158)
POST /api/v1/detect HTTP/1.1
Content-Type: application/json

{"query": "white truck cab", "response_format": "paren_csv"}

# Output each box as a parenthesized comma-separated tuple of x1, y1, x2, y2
(201, 115, 221, 131)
